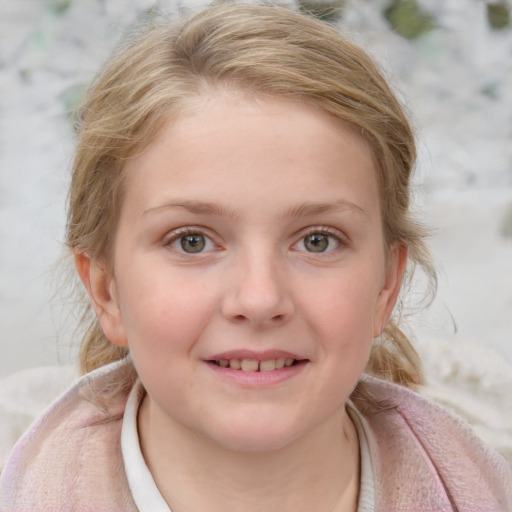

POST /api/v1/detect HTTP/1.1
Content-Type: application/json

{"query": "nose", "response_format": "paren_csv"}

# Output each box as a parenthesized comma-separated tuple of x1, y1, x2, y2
(221, 250, 295, 327)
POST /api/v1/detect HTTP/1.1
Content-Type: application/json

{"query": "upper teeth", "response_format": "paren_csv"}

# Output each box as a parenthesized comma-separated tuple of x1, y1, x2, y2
(216, 358, 295, 371)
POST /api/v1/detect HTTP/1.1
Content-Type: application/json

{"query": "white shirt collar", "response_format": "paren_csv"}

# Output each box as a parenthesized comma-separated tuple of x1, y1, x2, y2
(347, 401, 376, 512)
(121, 381, 171, 512)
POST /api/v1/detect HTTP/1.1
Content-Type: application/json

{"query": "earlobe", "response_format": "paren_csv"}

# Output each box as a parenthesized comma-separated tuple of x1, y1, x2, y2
(373, 244, 408, 338)
(73, 251, 128, 347)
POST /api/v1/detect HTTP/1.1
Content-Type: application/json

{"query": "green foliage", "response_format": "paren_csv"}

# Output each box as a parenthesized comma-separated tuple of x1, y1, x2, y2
(19, 68, 33, 83)
(59, 83, 86, 118)
(384, 0, 436, 40)
(487, 3, 510, 30)
(137, 5, 161, 24)
(298, 0, 346, 24)
(480, 82, 500, 99)
(44, 0, 73, 16)
(27, 27, 54, 52)
(501, 205, 512, 238)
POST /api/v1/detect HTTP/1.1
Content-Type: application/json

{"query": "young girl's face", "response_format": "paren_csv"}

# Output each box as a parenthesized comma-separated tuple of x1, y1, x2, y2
(91, 91, 405, 451)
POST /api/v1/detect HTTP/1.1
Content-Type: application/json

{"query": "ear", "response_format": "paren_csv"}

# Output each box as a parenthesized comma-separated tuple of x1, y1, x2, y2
(373, 243, 408, 338)
(74, 251, 128, 347)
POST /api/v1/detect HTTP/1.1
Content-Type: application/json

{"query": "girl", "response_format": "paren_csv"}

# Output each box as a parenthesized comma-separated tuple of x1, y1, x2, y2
(1, 3, 510, 511)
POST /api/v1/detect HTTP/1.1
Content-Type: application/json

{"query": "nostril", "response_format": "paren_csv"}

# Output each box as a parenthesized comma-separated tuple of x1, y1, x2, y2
(221, 288, 294, 325)
(230, 313, 284, 324)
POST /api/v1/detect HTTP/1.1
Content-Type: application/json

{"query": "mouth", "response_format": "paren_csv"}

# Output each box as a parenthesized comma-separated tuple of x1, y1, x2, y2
(209, 358, 301, 372)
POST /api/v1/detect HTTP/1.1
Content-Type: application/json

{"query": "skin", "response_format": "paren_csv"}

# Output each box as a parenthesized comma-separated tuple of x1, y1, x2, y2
(75, 91, 407, 512)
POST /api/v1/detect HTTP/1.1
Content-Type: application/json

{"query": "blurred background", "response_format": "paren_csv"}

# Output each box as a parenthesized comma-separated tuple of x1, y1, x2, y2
(1, 0, 512, 378)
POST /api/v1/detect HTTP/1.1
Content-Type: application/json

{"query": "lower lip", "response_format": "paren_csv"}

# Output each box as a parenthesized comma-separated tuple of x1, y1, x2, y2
(205, 360, 308, 387)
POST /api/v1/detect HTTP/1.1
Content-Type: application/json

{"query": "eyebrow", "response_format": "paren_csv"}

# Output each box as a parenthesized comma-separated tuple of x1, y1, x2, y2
(142, 198, 366, 219)
(284, 199, 367, 218)
(143, 200, 240, 219)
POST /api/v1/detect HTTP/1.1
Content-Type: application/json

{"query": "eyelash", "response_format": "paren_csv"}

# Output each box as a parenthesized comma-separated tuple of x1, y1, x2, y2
(163, 227, 218, 255)
(162, 225, 348, 256)
(293, 226, 348, 254)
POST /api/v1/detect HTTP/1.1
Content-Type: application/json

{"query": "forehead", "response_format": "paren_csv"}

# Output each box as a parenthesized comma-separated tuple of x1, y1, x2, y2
(121, 92, 379, 220)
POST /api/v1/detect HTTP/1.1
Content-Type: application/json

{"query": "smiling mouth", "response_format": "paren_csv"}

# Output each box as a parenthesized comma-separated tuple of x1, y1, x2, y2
(210, 358, 300, 372)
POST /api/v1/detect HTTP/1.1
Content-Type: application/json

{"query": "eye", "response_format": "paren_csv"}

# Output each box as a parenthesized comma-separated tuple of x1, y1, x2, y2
(166, 230, 216, 254)
(294, 230, 342, 253)
(179, 233, 207, 253)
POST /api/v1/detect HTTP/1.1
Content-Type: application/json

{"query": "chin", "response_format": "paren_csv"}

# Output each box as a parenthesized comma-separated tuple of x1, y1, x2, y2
(202, 418, 304, 454)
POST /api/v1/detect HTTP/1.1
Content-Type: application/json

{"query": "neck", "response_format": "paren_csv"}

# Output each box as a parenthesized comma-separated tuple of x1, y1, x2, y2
(138, 395, 360, 512)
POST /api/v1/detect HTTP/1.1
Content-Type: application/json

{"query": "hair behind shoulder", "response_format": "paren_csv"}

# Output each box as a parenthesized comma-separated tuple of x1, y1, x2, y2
(68, 2, 436, 388)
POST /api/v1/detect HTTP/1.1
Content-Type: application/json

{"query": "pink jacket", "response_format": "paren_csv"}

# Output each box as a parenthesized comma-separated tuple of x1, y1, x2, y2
(1, 358, 511, 511)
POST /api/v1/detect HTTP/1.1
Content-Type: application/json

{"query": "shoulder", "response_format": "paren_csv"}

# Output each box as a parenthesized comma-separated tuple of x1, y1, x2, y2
(0, 358, 138, 512)
(354, 374, 512, 512)
(0, 364, 77, 472)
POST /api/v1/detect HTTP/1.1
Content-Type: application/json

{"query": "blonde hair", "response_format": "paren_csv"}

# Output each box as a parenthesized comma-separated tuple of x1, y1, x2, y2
(67, 3, 435, 387)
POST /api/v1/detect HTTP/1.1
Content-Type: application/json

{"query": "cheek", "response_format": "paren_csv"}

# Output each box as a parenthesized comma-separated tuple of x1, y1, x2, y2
(303, 271, 380, 384)
(116, 265, 219, 357)
(119, 278, 215, 403)
(306, 273, 381, 339)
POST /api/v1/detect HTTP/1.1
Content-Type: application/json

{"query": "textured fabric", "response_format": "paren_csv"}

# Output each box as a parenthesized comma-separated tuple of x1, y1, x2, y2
(356, 374, 512, 511)
(0, 359, 138, 512)
(1, 358, 510, 511)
